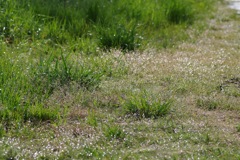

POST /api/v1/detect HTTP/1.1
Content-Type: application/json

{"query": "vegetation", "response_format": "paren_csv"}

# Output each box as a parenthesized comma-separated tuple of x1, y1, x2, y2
(1, 0, 213, 51)
(0, 0, 240, 159)
(122, 91, 171, 118)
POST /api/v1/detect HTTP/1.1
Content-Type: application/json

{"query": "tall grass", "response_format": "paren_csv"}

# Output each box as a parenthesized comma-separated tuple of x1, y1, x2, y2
(1, 0, 213, 50)
(0, 48, 121, 125)
(163, 0, 194, 24)
(0, 0, 214, 125)
(98, 24, 139, 51)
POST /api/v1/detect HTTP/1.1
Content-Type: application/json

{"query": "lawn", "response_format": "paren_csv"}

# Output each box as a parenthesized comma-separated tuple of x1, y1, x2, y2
(0, 0, 239, 159)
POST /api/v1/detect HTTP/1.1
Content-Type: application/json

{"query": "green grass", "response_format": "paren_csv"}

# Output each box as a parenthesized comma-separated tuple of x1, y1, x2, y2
(0, 0, 213, 50)
(1, 0, 240, 159)
(197, 98, 218, 110)
(121, 91, 171, 118)
(164, 0, 194, 24)
(0, 46, 123, 125)
(98, 24, 139, 51)
(103, 124, 126, 140)
(86, 110, 98, 127)
(237, 124, 240, 132)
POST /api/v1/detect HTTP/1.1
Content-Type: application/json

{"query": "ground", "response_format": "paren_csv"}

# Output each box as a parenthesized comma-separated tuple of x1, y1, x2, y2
(0, 1, 240, 159)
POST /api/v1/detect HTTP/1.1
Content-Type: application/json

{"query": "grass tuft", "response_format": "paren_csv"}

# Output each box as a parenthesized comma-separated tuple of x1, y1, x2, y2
(103, 124, 126, 140)
(237, 124, 240, 132)
(122, 92, 171, 119)
(86, 110, 98, 127)
(164, 0, 194, 24)
(0, 104, 60, 126)
(24, 104, 60, 123)
(0, 124, 5, 138)
(98, 24, 139, 51)
(197, 98, 218, 110)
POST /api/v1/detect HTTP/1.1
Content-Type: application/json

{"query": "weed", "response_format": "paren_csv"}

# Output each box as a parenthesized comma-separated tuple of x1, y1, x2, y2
(72, 38, 98, 55)
(103, 124, 125, 140)
(0, 124, 5, 137)
(86, 110, 98, 127)
(24, 104, 60, 123)
(197, 98, 218, 110)
(98, 24, 139, 51)
(237, 124, 240, 132)
(122, 92, 171, 119)
(220, 77, 240, 97)
(3, 148, 18, 160)
(164, 0, 194, 24)
(31, 52, 106, 96)
(0, 104, 60, 125)
(175, 84, 188, 95)
(41, 20, 68, 44)
(78, 146, 104, 159)
(222, 85, 240, 97)
(203, 133, 211, 144)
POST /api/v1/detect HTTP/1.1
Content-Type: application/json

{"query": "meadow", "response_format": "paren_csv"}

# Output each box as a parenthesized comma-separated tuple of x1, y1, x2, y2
(0, 0, 240, 159)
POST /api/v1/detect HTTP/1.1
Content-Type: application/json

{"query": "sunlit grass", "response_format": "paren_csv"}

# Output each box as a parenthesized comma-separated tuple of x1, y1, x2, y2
(121, 92, 171, 119)
(1, 0, 240, 159)
(0, 0, 213, 50)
